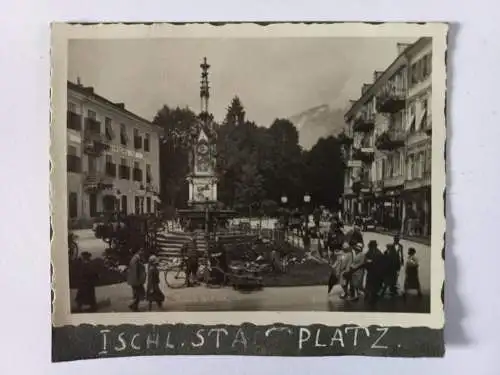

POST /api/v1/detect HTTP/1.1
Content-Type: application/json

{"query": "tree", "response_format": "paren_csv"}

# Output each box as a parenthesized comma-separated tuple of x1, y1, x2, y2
(152, 105, 199, 210)
(224, 96, 246, 126)
(303, 136, 345, 211)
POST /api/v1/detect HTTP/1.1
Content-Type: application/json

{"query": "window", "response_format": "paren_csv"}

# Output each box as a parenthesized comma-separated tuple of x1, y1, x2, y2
(144, 133, 150, 152)
(135, 196, 141, 214)
(133, 162, 142, 182)
(146, 164, 152, 183)
(87, 109, 96, 119)
(121, 195, 128, 215)
(105, 155, 116, 177)
(120, 124, 128, 146)
(134, 129, 142, 149)
(105, 117, 114, 140)
(119, 158, 130, 180)
(89, 193, 98, 218)
(68, 192, 78, 219)
(146, 197, 151, 213)
(68, 102, 77, 113)
(67, 146, 81, 173)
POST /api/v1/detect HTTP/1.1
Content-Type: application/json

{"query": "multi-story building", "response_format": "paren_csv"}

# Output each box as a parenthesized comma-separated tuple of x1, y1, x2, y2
(342, 37, 432, 237)
(66, 80, 162, 226)
(403, 38, 432, 237)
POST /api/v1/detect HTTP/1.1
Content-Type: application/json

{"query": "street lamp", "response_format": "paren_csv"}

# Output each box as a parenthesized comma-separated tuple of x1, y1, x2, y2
(281, 195, 288, 204)
(303, 194, 311, 230)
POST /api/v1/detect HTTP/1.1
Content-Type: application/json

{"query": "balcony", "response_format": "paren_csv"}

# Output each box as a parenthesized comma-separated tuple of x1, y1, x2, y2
(353, 113, 375, 133)
(337, 131, 353, 146)
(405, 171, 431, 190)
(84, 173, 114, 192)
(373, 180, 384, 192)
(347, 159, 362, 168)
(352, 147, 374, 164)
(375, 128, 406, 151)
(352, 180, 372, 195)
(376, 86, 406, 113)
(67, 111, 81, 131)
(383, 175, 405, 188)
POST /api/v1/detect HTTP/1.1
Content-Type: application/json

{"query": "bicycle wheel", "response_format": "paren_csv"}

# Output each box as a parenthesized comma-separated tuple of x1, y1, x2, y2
(164, 267, 187, 289)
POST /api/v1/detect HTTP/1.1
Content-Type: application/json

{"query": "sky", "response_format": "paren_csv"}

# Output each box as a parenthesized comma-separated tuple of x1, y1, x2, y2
(68, 37, 418, 126)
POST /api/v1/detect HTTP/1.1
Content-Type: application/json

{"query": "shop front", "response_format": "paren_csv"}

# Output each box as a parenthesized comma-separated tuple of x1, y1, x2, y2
(402, 185, 431, 237)
(379, 187, 404, 232)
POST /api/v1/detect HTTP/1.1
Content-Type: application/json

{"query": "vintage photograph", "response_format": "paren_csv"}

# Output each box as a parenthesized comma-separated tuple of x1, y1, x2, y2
(51, 23, 446, 328)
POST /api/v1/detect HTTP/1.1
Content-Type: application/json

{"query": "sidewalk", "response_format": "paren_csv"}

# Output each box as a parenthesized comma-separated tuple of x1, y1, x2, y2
(369, 227, 431, 246)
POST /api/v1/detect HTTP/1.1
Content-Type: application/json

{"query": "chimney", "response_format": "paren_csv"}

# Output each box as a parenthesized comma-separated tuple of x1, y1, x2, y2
(116, 103, 125, 109)
(362, 84, 371, 95)
(349, 100, 357, 107)
(397, 43, 411, 55)
(373, 71, 383, 82)
(77, 76, 82, 86)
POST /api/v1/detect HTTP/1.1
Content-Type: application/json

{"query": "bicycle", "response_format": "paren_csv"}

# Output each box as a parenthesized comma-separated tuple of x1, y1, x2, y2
(163, 257, 188, 289)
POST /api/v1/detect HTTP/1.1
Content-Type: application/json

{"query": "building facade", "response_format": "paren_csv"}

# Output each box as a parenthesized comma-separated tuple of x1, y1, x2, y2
(342, 37, 432, 237)
(66, 81, 162, 226)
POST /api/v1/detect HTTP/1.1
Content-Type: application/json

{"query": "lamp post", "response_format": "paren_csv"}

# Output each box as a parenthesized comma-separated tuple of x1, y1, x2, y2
(280, 195, 288, 233)
(303, 193, 311, 230)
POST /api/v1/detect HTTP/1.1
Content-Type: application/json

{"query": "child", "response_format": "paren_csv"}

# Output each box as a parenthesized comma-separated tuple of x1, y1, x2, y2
(146, 255, 165, 311)
(403, 248, 422, 298)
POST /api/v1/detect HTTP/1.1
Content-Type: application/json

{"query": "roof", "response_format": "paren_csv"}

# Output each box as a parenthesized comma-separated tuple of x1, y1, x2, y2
(344, 37, 432, 120)
(67, 81, 163, 133)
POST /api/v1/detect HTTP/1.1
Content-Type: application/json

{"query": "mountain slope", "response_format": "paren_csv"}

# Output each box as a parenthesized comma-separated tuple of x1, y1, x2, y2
(288, 104, 346, 150)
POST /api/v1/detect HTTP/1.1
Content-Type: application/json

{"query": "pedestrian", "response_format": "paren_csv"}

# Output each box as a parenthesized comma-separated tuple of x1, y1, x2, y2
(338, 243, 354, 299)
(393, 234, 404, 268)
(403, 247, 423, 298)
(347, 242, 365, 301)
(182, 236, 200, 287)
(75, 251, 98, 312)
(381, 244, 401, 298)
(346, 224, 364, 247)
(302, 227, 311, 254)
(364, 240, 384, 306)
(146, 255, 165, 311)
(127, 248, 146, 312)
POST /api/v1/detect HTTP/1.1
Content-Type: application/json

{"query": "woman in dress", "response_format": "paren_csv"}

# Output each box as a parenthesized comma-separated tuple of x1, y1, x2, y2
(347, 242, 366, 301)
(403, 248, 422, 298)
(337, 243, 354, 299)
(146, 255, 165, 311)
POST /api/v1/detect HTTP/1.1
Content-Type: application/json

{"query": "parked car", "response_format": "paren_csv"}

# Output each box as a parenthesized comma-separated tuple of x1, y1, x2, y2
(361, 216, 377, 231)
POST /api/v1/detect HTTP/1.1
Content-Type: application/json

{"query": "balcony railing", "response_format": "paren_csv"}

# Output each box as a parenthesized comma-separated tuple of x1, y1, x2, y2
(375, 128, 406, 151)
(84, 173, 114, 192)
(133, 168, 143, 182)
(352, 148, 374, 164)
(347, 159, 362, 168)
(85, 118, 101, 134)
(83, 125, 110, 156)
(353, 113, 375, 133)
(373, 180, 384, 191)
(105, 162, 116, 177)
(383, 174, 405, 188)
(405, 171, 431, 190)
(352, 180, 372, 195)
(67, 155, 81, 173)
(376, 86, 406, 113)
(67, 111, 81, 131)
(119, 165, 130, 180)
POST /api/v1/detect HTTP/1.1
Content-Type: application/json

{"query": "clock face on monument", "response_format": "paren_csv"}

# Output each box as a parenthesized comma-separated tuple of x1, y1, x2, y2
(197, 144, 209, 155)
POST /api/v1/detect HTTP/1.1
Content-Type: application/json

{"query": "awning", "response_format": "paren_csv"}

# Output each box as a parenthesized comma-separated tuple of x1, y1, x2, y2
(408, 114, 416, 131)
(418, 109, 427, 130)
